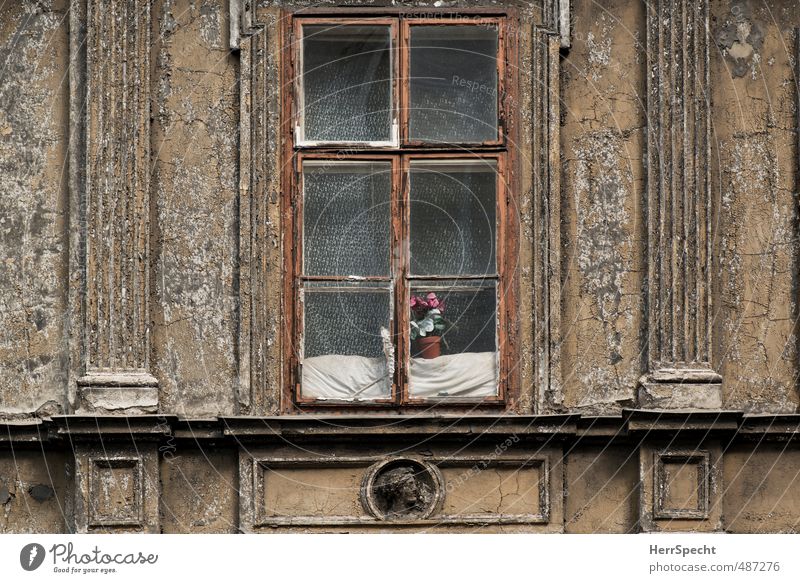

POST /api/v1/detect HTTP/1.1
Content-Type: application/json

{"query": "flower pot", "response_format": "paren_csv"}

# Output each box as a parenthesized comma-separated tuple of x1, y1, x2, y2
(413, 336, 441, 359)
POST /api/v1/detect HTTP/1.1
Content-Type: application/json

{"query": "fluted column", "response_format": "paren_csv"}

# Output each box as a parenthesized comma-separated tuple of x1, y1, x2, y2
(76, 0, 158, 413)
(639, 0, 721, 409)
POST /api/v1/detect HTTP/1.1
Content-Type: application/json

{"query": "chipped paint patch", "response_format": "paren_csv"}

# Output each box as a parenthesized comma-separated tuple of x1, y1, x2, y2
(199, 0, 223, 49)
(714, 0, 765, 79)
(565, 128, 641, 412)
(573, 131, 632, 364)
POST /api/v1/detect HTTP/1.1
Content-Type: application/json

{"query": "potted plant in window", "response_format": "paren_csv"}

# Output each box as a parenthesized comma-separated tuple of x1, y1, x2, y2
(410, 293, 448, 359)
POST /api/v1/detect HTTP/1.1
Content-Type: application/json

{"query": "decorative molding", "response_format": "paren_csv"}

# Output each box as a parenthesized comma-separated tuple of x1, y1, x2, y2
(436, 457, 551, 525)
(223, 414, 579, 439)
(236, 5, 279, 415)
(88, 457, 143, 527)
(71, 445, 159, 533)
(233, 4, 562, 414)
(7, 412, 800, 446)
(248, 457, 372, 527)
(360, 458, 445, 521)
(229, 0, 260, 50)
(653, 450, 709, 520)
(68, 0, 88, 412)
(641, 0, 720, 408)
(532, 25, 564, 412)
(231, 0, 571, 49)
(75, 0, 157, 412)
(239, 451, 558, 530)
(639, 443, 722, 532)
(542, 0, 571, 48)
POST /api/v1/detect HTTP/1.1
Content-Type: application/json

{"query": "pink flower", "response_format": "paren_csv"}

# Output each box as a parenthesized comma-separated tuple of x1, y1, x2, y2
(410, 294, 429, 316)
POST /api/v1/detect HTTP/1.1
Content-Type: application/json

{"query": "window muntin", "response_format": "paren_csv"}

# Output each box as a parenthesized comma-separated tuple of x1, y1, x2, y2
(289, 14, 513, 406)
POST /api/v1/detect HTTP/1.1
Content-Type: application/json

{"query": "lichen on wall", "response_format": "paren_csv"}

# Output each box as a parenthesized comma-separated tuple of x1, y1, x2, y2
(0, 0, 69, 416)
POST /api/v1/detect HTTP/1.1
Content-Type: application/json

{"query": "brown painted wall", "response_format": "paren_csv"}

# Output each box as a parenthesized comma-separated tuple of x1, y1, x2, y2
(0, 0, 799, 533)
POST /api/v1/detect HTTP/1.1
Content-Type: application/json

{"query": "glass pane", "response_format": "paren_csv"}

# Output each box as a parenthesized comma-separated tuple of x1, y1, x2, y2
(303, 162, 392, 277)
(301, 282, 392, 400)
(409, 25, 498, 143)
(408, 281, 498, 398)
(409, 160, 497, 276)
(302, 25, 393, 143)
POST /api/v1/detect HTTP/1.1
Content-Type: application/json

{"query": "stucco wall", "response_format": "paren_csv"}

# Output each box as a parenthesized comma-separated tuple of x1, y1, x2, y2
(0, 0, 799, 533)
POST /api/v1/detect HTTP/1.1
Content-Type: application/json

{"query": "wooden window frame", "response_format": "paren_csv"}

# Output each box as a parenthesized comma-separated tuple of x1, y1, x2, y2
(282, 10, 520, 410)
(294, 17, 400, 148)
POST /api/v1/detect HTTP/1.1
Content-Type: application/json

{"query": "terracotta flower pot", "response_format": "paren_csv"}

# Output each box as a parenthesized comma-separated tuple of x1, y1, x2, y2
(413, 336, 441, 359)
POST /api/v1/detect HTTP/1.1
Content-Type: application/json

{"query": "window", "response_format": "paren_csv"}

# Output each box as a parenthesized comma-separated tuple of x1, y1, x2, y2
(285, 12, 517, 406)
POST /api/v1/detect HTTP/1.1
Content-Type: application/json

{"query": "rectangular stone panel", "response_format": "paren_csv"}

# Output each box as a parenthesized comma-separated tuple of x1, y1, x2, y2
(439, 461, 546, 521)
(258, 464, 366, 521)
(239, 449, 562, 531)
(72, 443, 159, 533)
(655, 454, 708, 519)
(88, 457, 143, 527)
(639, 444, 721, 532)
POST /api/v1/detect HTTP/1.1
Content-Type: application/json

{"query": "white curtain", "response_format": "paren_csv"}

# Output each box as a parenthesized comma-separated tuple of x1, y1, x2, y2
(301, 352, 497, 400)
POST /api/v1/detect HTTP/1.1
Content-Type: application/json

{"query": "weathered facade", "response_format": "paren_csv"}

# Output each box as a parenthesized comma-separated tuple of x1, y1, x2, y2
(1, 0, 800, 533)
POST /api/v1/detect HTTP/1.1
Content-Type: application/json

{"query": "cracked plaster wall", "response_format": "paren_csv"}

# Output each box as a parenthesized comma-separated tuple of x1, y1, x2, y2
(0, 0, 799, 416)
(151, 0, 239, 416)
(560, 0, 800, 414)
(0, 1, 69, 417)
(0, 0, 800, 534)
(560, 0, 647, 413)
(711, 0, 800, 413)
(0, 449, 67, 533)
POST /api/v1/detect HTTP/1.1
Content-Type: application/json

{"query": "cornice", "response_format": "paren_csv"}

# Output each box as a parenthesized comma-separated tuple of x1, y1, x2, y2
(3, 412, 800, 445)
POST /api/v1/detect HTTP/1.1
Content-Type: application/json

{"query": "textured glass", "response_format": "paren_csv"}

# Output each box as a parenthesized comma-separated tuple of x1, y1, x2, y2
(303, 162, 391, 277)
(408, 280, 498, 397)
(303, 283, 392, 359)
(409, 281, 497, 355)
(302, 25, 392, 143)
(301, 283, 392, 400)
(409, 26, 498, 143)
(409, 161, 496, 276)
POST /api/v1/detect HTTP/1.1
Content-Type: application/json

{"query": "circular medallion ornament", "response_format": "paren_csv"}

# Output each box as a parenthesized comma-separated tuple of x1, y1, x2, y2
(361, 458, 444, 520)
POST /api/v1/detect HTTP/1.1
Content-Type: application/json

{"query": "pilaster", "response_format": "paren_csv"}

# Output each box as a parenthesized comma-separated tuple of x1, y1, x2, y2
(75, 0, 157, 413)
(640, 0, 721, 409)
